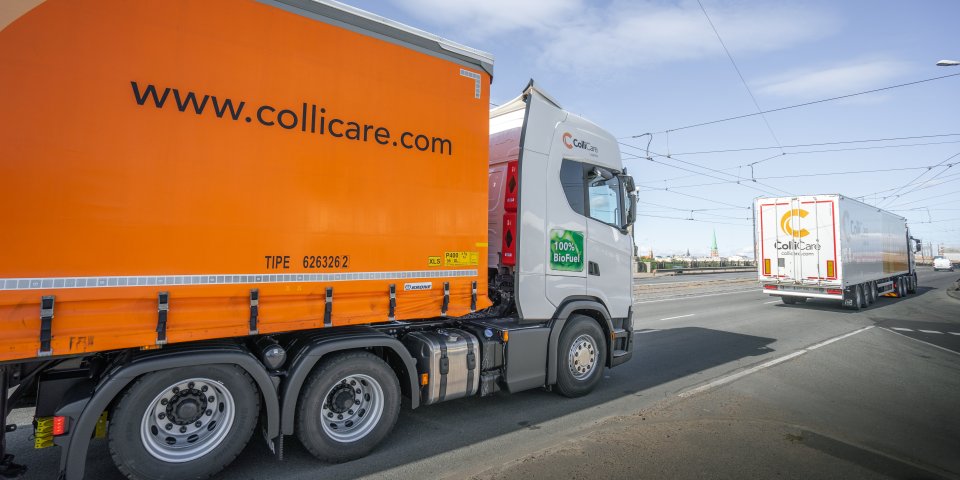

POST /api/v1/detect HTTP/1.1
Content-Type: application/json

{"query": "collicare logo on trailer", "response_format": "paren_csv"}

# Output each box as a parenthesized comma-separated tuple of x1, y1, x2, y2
(562, 132, 599, 153)
(776, 208, 821, 254)
(780, 209, 810, 237)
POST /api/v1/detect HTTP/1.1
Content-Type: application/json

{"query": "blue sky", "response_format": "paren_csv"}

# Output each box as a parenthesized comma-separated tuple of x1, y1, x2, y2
(341, 0, 960, 257)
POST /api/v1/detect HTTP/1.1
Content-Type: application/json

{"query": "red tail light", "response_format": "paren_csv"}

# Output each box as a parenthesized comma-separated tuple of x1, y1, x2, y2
(764, 284, 778, 290)
(52, 416, 67, 436)
(826, 289, 842, 295)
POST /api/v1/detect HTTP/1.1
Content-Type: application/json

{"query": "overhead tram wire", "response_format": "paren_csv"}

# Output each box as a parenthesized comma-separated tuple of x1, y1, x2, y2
(621, 144, 793, 196)
(620, 71, 960, 138)
(658, 133, 960, 156)
(634, 162, 960, 192)
(876, 151, 960, 208)
(857, 170, 960, 202)
(632, 139, 960, 187)
(622, 151, 788, 198)
(635, 213, 752, 227)
(696, 0, 785, 156)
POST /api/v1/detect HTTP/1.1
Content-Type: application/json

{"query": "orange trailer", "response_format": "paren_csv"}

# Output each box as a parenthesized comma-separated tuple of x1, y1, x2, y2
(1, 0, 492, 363)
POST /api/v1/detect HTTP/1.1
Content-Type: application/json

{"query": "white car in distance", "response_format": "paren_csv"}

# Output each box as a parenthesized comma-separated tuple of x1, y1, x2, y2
(933, 256, 954, 272)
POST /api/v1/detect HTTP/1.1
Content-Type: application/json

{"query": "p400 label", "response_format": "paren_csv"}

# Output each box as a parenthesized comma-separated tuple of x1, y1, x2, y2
(550, 229, 584, 272)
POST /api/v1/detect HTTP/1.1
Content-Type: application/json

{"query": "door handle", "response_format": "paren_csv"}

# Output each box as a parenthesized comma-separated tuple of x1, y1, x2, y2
(588, 261, 600, 276)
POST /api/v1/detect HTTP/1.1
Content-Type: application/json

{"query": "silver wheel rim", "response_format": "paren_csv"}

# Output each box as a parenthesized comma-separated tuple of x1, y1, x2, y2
(320, 374, 384, 443)
(567, 334, 598, 380)
(140, 378, 235, 463)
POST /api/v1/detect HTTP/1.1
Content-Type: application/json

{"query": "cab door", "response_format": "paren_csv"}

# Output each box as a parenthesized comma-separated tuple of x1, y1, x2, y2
(584, 166, 634, 318)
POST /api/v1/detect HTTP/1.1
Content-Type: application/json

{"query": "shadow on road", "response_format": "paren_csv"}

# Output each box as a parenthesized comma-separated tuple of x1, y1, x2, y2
(770, 286, 935, 314)
(218, 327, 777, 479)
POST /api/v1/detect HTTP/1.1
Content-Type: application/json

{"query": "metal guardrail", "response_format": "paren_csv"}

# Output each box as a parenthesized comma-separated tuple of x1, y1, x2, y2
(654, 266, 755, 275)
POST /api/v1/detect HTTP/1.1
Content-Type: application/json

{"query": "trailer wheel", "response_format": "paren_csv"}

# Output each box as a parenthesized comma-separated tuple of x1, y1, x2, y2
(296, 351, 400, 463)
(781, 296, 796, 305)
(848, 286, 863, 311)
(907, 274, 917, 294)
(556, 315, 607, 398)
(108, 365, 260, 480)
(868, 282, 878, 304)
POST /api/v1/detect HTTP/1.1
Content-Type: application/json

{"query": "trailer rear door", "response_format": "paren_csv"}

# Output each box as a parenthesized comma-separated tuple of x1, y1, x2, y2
(757, 196, 839, 285)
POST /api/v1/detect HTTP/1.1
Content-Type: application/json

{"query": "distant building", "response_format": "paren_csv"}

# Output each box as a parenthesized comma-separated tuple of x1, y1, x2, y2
(710, 230, 719, 257)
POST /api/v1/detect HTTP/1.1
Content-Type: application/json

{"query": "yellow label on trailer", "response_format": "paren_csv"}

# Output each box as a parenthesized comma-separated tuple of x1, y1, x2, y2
(444, 251, 478, 266)
(428, 256, 442, 267)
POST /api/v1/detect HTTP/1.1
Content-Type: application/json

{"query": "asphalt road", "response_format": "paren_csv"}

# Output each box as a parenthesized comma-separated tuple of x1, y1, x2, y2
(7, 268, 959, 479)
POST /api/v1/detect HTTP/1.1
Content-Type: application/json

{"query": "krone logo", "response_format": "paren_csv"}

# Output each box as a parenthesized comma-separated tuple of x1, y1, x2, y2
(780, 209, 810, 237)
(562, 132, 573, 149)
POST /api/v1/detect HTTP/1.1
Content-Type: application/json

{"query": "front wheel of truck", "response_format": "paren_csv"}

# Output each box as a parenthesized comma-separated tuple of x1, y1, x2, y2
(296, 351, 400, 463)
(108, 365, 260, 480)
(556, 315, 607, 398)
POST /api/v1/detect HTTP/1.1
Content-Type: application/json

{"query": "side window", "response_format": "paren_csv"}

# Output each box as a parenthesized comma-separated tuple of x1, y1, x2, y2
(560, 159, 586, 215)
(588, 170, 622, 226)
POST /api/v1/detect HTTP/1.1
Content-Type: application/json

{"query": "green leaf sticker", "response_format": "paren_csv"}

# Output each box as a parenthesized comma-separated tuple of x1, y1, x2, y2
(550, 229, 584, 272)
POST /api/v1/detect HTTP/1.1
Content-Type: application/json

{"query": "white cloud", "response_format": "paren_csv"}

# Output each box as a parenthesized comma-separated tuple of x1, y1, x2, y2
(386, 0, 839, 73)
(388, 0, 580, 40)
(755, 59, 908, 99)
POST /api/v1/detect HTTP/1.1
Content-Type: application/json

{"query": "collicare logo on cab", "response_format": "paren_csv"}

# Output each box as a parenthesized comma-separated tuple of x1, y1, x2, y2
(780, 209, 810, 237)
(561, 132, 599, 154)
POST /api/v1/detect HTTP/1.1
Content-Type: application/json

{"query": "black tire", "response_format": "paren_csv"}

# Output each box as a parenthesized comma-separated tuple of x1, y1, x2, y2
(859, 285, 869, 308)
(907, 274, 917, 294)
(781, 296, 796, 305)
(108, 365, 260, 480)
(296, 351, 400, 463)
(869, 282, 878, 304)
(555, 315, 607, 398)
(847, 286, 862, 311)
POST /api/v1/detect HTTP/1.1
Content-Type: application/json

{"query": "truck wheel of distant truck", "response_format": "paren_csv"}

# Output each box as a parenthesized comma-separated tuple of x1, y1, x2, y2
(108, 365, 260, 480)
(908, 274, 917, 294)
(870, 282, 879, 304)
(848, 286, 863, 311)
(556, 315, 607, 398)
(296, 351, 400, 463)
(860, 285, 870, 308)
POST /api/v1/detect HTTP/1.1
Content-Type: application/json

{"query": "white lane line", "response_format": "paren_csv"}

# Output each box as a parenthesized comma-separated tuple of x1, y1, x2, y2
(634, 289, 757, 304)
(678, 326, 874, 399)
(764, 300, 781, 304)
(658, 314, 695, 322)
(882, 328, 960, 357)
(918, 329, 944, 334)
(950, 332, 960, 336)
(890, 327, 914, 332)
(633, 329, 660, 335)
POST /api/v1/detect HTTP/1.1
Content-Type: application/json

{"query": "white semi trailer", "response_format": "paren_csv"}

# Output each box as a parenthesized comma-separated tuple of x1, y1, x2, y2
(755, 195, 921, 309)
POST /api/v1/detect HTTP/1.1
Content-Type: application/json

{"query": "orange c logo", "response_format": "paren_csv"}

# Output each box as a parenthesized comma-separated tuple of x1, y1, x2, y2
(562, 132, 573, 149)
(780, 209, 810, 237)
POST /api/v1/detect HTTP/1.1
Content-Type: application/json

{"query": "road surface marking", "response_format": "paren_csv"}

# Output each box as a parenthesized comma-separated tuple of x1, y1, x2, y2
(764, 300, 780, 304)
(634, 289, 757, 304)
(882, 328, 960, 357)
(633, 329, 660, 335)
(678, 326, 874, 399)
(890, 327, 914, 332)
(950, 332, 960, 336)
(658, 314, 695, 321)
(918, 329, 943, 334)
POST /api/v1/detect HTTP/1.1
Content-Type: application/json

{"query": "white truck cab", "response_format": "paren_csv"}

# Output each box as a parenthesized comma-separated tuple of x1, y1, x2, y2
(488, 82, 636, 325)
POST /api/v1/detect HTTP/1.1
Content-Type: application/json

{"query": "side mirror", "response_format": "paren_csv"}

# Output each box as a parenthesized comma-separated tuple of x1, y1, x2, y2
(627, 192, 637, 226)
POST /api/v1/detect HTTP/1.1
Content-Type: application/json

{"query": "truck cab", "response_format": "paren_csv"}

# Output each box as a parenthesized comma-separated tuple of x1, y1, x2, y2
(488, 83, 636, 331)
